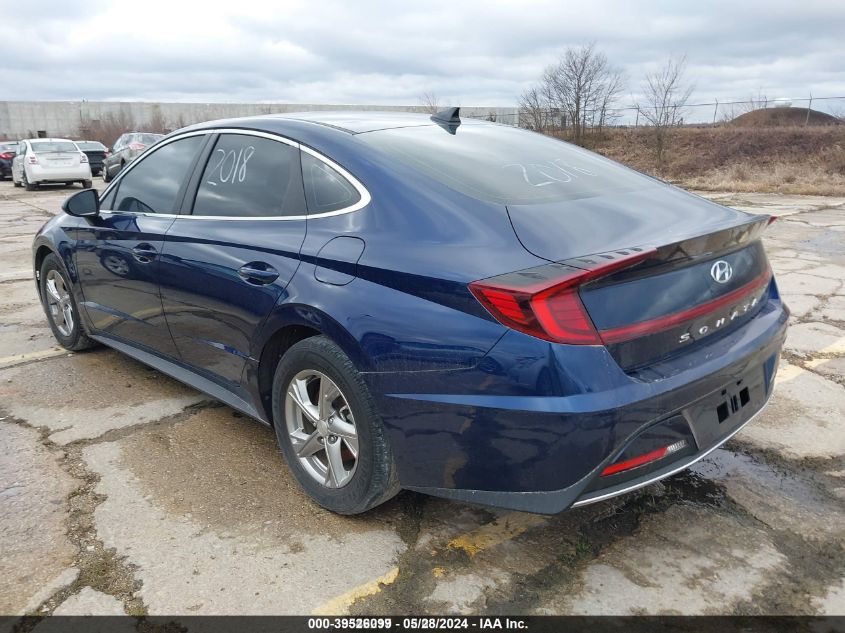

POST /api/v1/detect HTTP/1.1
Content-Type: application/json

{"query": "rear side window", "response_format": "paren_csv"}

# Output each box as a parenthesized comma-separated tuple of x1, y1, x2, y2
(358, 123, 657, 205)
(192, 134, 306, 217)
(111, 136, 204, 213)
(301, 153, 361, 213)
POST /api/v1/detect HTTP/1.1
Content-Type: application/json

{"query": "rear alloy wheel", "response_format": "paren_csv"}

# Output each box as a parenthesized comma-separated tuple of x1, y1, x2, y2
(40, 253, 98, 352)
(285, 369, 359, 488)
(272, 336, 399, 514)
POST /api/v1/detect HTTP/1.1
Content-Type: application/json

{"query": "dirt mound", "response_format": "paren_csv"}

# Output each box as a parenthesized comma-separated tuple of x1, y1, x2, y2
(731, 107, 840, 127)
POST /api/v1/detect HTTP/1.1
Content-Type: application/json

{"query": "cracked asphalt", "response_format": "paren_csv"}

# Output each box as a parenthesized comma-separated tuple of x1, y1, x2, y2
(0, 180, 843, 623)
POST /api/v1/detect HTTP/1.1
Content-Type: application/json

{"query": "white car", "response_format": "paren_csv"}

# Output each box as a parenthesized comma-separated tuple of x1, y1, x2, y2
(11, 138, 92, 191)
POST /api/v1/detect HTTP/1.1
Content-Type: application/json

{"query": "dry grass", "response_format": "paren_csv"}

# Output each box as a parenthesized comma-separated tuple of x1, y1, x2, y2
(555, 125, 845, 196)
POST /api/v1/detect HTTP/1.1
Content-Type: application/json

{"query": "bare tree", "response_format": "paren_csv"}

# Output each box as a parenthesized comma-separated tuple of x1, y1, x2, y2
(518, 85, 549, 131)
(593, 67, 625, 133)
(641, 55, 693, 170)
(142, 104, 168, 133)
(78, 109, 136, 146)
(419, 92, 441, 115)
(529, 43, 624, 144)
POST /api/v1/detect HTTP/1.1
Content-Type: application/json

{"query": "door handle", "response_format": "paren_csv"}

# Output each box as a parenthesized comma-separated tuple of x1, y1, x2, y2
(238, 263, 279, 285)
(131, 243, 157, 263)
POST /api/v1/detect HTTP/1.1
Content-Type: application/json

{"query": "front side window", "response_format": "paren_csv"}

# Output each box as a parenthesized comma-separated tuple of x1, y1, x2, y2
(111, 135, 204, 213)
(192, 134, 305, 217)
(301, 153, 361, 213)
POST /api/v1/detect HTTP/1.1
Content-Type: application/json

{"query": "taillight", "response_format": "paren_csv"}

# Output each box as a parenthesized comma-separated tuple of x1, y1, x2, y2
(767, 215, 778, 225)
(27, 155, 38, 164)
(469, 248, 656, 345)
(104, 150, 110, 157)
(0, 152, 12, 159)
(80, 154, 88, 163)
(128, 143, 146, 151)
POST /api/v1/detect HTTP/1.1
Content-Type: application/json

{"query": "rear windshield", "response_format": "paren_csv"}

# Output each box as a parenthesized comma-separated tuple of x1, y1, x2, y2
(134, 134, 163, 145)
(31, 141, 78, 154)
(76, 141, 106, 150)
(358, 123, 657, 205)
(0, 143, 16, 152)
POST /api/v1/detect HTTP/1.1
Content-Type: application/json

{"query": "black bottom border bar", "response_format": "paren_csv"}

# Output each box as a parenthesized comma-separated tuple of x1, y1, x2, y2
(2, 615, 843, 633)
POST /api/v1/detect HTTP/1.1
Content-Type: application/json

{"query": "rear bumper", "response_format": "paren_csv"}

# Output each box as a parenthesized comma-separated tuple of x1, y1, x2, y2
(368, 293, 788, 514)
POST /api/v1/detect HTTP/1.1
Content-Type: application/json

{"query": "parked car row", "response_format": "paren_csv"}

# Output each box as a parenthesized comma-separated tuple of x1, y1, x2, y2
(1, 132, 165, 190)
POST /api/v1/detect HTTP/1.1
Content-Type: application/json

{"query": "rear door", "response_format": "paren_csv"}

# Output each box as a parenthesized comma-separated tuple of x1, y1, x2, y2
(159, 131, 307, 388)
(74, 133, 208, 357)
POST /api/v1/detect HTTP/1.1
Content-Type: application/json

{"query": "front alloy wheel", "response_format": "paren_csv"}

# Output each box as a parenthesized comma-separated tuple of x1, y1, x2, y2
(39, 253, 98, 352)
(285, 370, 359, 488)
(44, 269, 74, 336)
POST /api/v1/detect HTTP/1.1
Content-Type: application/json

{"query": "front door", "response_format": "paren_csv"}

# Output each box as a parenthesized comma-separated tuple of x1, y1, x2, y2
(159, 131, 307, 387)
(74, 134, 207, 357)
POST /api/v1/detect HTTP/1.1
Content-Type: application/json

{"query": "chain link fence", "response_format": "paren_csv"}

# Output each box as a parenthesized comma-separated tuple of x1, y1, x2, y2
(465, 95, 845, 129)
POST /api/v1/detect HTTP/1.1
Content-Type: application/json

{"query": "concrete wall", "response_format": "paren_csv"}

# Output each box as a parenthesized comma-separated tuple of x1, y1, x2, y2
(0, 101, 517, 140)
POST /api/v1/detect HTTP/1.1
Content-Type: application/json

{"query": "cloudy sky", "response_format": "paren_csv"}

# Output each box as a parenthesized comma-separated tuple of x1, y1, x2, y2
(1, 0, 843, 110)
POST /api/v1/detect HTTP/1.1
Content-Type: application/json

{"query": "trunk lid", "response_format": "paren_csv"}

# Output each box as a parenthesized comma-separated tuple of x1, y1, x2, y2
(506, 185, 750, 261)
(506, 189, 774, 370)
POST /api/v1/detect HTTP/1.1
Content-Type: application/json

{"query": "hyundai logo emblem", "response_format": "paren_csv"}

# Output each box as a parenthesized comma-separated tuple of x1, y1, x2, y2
(710, 260, 733, 284)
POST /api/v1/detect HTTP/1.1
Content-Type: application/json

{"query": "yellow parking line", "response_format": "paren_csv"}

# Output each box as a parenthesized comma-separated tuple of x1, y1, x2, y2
(775, 363, 804, 385)
(817, 336, 845, 356)
(446, 512, 548, 557)
(0, 348, 68, 369)
(311, 566, 399, 616)
(311, 510, 547, 614)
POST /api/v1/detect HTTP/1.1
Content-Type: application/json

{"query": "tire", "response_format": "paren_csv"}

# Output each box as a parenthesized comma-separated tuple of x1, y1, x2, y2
(81, 179, 92, 188)
(13, 177, 21, 187)
(102, 165, 112, 183)
(23, 170, 36, 191)
(39, 253, 99, 352)
(272, 336, 399, 514)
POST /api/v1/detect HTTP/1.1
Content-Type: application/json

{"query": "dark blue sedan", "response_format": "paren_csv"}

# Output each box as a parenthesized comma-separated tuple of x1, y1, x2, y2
(32, 110, 788, 514)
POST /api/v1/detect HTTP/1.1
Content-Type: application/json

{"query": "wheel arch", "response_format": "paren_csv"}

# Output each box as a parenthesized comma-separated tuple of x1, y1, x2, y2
(252, 303, 372, 425)
(33, 243, 55, 300)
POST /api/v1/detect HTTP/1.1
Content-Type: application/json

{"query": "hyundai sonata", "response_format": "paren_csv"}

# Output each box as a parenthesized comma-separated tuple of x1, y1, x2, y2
(33, 109, 787, 514)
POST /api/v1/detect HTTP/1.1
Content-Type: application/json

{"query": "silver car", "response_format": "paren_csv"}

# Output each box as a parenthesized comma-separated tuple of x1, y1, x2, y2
(102, 132, 163, 182)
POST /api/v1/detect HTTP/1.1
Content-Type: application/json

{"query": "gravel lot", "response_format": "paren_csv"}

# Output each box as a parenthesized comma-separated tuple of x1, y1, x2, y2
(0, 180, 843, 620)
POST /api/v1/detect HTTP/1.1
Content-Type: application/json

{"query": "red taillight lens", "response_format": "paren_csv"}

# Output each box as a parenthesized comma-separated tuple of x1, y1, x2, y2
(27, 155, 38, 164)
(469, 248, 656, 345)
(128, 143, 146, 151)
(104, 150, 110, 157)
(601, 439, 687, 476)
(767, 215, 778, 225)
(0, 152, 12, 159)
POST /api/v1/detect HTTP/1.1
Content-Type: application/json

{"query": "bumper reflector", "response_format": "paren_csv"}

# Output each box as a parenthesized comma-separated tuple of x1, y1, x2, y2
(601, 439, 688, 477)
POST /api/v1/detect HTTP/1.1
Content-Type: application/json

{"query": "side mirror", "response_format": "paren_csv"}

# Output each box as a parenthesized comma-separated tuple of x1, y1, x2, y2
(62, 188, 100, 218)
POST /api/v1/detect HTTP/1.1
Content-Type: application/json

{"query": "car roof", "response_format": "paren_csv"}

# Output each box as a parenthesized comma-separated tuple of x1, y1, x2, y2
(184, 110, 489, 136)
(268, 111, 443, 133)
(26, 138, 75, 143)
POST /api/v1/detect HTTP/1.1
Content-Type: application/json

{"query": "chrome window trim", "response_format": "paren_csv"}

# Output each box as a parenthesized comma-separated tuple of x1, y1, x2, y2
(99, 128, 371, 221)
